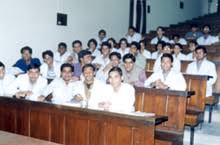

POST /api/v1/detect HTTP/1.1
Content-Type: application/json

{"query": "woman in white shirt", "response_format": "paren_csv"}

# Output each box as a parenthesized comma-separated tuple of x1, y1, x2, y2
(139, 40, 151, 59)
(115, 38, 130, 58)
(172, 43, 187, 60)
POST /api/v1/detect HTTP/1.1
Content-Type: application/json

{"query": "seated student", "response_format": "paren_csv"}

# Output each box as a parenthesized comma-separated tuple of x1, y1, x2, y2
(13, 46, 41, 74)
(185, 24, 203, 40)
(114, 38, 130, 58)
(126, 26, 142, 44)
(73, 64, 107, 109)
(153, 43, 181, 72)
(0, 61, 15, 96)
(121, 53, 146, 87)
(8, 64, 47, 101)
(98, 67, 135, 113)
(186, 40, 198, 61)
(67, 40, 83, 64)
(87, 38, 101, 59)
(92, 42, 111, 69)
(129, 41, 146, 69)
(150, 26, 169, 44)
(197, 24, 218, 45)
(144, 53, 186, 91)
(40, 50, 61, 80)
(96, 29, 108, 48)
(172, 43, 187, 60)
(139, 40, 151, 59)
(107, 37, 118, 52)
(54, 42, 71, 64)
(169, 34, 187, 45)
(151, 41, 165, 59)
(40, 63, 77, 103)
(186, 46, 217, 97)
(73, 50, 92, 79)
(96, 52, 121, 82)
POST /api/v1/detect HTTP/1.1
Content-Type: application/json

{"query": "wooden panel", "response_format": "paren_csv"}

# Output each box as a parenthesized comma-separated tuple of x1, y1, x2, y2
(15, 108, 30, 136)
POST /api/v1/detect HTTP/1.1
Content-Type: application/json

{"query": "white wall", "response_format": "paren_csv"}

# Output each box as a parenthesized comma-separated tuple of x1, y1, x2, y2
(201, 0, 218, 15)
(0, 0, 129, 66)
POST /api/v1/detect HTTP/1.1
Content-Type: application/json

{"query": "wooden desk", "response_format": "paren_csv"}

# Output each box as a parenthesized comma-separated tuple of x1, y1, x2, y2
(0, 130, 60, 145)
(0, 97, 156, 145)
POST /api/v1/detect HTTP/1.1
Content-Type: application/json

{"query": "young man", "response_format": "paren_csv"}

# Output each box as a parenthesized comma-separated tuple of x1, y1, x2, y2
(185, 24, 203, 40)
(126, 26, 142, 44)
(87, 38, 101, 59)
(197, 24, 217, 45)
(54, 42, 71, 64)
(96, 29, 108, 47)
(150, 26, 169, 44)
(13, 46, 41, 74)
(67, 40, 83, 64)
(0, 62, 15, 96)
(8, 64, 47, 100)
(144, 53, 186, 91)
(40, 63, 78, 103)
(186, 46, 217, 97)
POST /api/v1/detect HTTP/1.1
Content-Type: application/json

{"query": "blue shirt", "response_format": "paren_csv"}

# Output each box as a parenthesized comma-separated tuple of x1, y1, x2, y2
(13, 58, 41, 73)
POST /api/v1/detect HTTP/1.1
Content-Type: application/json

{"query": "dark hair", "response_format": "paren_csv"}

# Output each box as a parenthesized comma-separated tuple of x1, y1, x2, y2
(130, 41, 141, 50)
(156, 26, 164, 31)
(27, 63, 40, 71)
(195, 46, 207, 54)
(72, 40, 82, 47)
(190, 23, 198, 28)
(139, 40, 147, 46)
(161, 53, 173, 63)
(155, 41, 166, 50)
(58, 42, 67, 49)
(119, 38, 128, 47)
(172, 34, 180, 39)
(0, 61, 5, 68)
(82, 63, 96, 72)
(108, 66, 123, 77)
(107, 37, 117, 48)
(174, 43, 183, 49)
(188, 40, 198, 45)
(87, 39, 97, 48)
(20, 46, 32, 54)
(109, 52, 121, 60)
(60, 63, 74, 72)
(203, 24, 211, 30)
(163, 42, 172, 49)
(128, 26, 137, 32)
(78, 50, 92, 62)
(98, 29, 106, 35)
(100, 42, 111, 51)
(123, 53, 136, 63)
(42, 50, 54, 59)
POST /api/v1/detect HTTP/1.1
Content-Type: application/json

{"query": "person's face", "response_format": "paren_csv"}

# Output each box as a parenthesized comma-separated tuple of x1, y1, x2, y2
(73, 43, 82, 53)
(124, 58, 134, 72)
(173, 45, 181, 54)
(43, 54, 53, 65)
(130, 45, 138, 55)
(173, 36, 179, 43)
(157, 28, 164, 36)
(108, 71, 122, 89)
(28, 68, 40, 84)
(58, 46, 66, 55)
(128, 28, 135, 36)
(162, 46, 171, 54)
(61, 67, 73, 82)
(83, 67, 95, 83)
(161, 57, 172, 72)
(82, 54, 92, 64)
(195, 49, 206, 61)
(189, 42, 196, 51)
(101, 46, 110, 56)
(203, 26, 210, 34)
(0, 67, 5, 79)
(157, 44, 163, 52)
(22, 50, 31, 61)
(99, 32, 106, 40)
(140, 42, 145, 50)
(89, 42, 96, 50)
(120, 41, 127, 49)
(110, 55, 120, 67)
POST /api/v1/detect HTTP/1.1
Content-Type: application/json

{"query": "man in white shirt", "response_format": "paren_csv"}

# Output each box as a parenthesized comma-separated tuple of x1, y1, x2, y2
(96, 29, 108, 48)
(40, 63, 78, 103)
(170, 34, 187, 45)
(54, 42, 71, 64)
(67, 40, 83, 64)
(8, 64, 47, 101)
(126, 26, 142, 44)
(197, 24, 218, 45)
(0, 62, 15, 96)
(150, 26, 169, 44)
(186, 46, 217, 97)
(144, 53, 186, 91)
(87, 38, 101, 59)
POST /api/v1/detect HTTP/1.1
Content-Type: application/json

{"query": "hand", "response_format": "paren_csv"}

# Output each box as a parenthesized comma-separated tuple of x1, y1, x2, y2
(37, 95, 46, 102)
(25, 91, 33, 97)
(15, 91, 26, 99)
(74, 94, 84, 102)
(98, 101, 111, 111)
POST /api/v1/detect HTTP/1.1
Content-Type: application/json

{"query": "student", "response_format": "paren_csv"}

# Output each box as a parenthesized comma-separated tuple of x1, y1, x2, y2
(87, 38, 101, 59)
(172, 43, 187, 60)
(197, 24, 217, 45)
(96, 29, 108, 47)
(54, 42, 71, 64)
(186, 46, 217, 97)
(126, 26, 142, 44)
(96, 52, 121, 82)
(107, 37, 118, 52)
(98, 67, 135, 113)
(115, 38, 130, 58)
(13, 46, 41, 73)
(40, 50, 61, 80)
(8, 64, 47, 100)
(0, 61, 15, 96)
(169, 34, 187, 45)
(144, 53, 186, 91)
(40, 63, 78, 103)
(139, 40, 151, 59)
(186, 40, 198, 61)
(151, 41, 165, 59)
(150, 26, 169, 44)
(68, 40, 83, 64)
(185, 24, 203, 40)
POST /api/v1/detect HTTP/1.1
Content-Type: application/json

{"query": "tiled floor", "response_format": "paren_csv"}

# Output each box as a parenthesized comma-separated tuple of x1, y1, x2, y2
(184, 104, 220, 145)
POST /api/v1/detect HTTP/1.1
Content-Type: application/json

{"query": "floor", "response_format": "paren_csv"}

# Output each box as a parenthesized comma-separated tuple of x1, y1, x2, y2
(184, 104, 220, 145)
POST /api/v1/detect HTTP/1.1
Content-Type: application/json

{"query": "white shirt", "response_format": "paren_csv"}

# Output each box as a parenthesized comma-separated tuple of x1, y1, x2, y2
(186, 52, 196, 61)
(144, 70, 186, 91)
(42, 78, 78, 104)
(96, 37, 108, 48)
(7, 74, 47, 100)
(150, 36, 169, 44)
(169, 38, 187, 45)
(88, 48, 101, 59)
(92, 55, 110, 68)
(126, 32, 142, 44)
(141, 49, 151, 59)
(186, 59, 217, 97)
(0, 74, 15, 96)
(54, 51, 71, 64)
(105, 83, 135, 113)
(172, 53, 187, 61)
(115, 48, 130, 59)
(40, 61, 61, 79)
(151, 51, 161, 59)
(197, 35, 217, 45)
